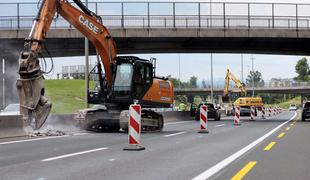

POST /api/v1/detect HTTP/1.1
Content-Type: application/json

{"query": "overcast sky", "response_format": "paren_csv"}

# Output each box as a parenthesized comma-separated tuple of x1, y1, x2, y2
(1, 0, 309, 84)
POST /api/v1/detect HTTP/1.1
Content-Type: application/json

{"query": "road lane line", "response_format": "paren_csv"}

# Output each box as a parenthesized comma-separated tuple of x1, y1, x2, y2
(264, 142, 276, 151)
(0, 135, 69, 145)
(215, 124, 226, 128)
(286, 127, 291, 131)
(73, 132, 91, 136)
(165, 121, 192, 125)
(277, 132, 285, 138)
(164, 131, 187, 137)
(290, 123, 294, 126)
(192, 111, 297, 180)
(42, 147, 109, 162)
(231, 161, 257, 180)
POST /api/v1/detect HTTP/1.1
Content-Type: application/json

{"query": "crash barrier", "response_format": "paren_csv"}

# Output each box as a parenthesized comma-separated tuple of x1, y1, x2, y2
(250, 106, 255, 120)
(0, 115, 28, 139)
(124, 104, 145, 151)
(273, 108, 276, 116)
(234, 106, 241, 126)
(261, 107, 266, 119)
(198, 105, 209, 133)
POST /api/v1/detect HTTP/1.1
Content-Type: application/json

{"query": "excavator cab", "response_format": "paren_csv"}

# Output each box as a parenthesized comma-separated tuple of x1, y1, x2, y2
(111, 56, 153, 107)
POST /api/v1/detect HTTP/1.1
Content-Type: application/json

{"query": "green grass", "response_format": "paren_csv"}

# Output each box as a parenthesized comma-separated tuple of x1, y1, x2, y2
(277, 96, 301, 109)
(264, 96, 301, 109)
(45, 80, 87, 114)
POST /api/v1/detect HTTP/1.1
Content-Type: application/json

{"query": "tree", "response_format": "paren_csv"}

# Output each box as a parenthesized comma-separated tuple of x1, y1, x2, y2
(295, 57, 310, 81)
(246, 70, 265, 87)
(167, 75, 181, 89)
(189, 76, 198, 88)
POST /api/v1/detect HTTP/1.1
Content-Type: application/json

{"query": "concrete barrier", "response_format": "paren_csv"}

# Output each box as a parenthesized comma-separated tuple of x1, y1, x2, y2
(0, 115, 28, 139)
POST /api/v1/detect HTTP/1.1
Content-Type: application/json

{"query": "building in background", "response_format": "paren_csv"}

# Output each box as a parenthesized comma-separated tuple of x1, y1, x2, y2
(58, 64, 94, 80)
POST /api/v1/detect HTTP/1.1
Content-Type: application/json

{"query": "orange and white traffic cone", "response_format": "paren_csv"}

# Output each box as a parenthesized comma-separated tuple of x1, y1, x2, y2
(123, 104, 145, 151)
(234, 106, 241, 126)
(198, 105, 209, 133)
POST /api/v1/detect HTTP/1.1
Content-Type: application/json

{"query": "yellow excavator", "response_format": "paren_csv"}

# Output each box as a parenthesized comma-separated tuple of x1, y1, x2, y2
(16, 0, 174, 132)
(222, 69, 247, 103)
(222, 69, 263, 114)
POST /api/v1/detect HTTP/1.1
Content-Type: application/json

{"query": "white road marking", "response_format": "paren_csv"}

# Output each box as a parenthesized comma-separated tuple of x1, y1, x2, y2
(192, 112, 297, 180)
(109, 158, 116, 162)
(165, 121, 192, 125)
(0, 135, 69, 145)
(164, 131, 187, 137)
(215, 124, 225, 128)
(73, 132, 90, 136)
(42, 147, 109, 162)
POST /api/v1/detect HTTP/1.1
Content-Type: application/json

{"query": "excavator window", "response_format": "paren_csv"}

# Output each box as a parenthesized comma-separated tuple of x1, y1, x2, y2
(113, 63, 133, 91)
(133, 62, 153, 99)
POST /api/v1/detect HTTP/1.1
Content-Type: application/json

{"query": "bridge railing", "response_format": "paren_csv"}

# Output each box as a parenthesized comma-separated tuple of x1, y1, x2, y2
(1, 2, 310, 30)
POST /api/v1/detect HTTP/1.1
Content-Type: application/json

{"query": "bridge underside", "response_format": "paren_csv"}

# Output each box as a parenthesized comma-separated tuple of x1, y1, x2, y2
(1, 28, 310, 58)
(2, 37, 310, 58)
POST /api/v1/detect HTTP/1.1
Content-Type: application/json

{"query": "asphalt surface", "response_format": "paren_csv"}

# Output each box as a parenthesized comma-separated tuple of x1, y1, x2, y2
(0, 111, 302, 180)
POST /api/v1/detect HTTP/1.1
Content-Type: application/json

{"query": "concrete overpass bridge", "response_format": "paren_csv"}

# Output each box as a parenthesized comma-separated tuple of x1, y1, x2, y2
(1, 1, 310, 108)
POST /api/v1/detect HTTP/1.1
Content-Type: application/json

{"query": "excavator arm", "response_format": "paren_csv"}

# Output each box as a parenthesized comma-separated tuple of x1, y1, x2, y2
(222, 69, 247, 102)
(16, 0, 117, 129)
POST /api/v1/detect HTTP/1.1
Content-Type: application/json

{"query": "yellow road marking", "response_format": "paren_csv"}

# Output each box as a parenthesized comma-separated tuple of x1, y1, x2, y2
(264, 142, 276, 151)
(286, 127, 291, 131)
(277, 132, 285, 138)
(231, 161, 257, 180)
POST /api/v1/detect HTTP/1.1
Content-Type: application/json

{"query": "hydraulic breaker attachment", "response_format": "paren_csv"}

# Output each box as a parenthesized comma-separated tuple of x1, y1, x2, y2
(16, 51, 52, 130)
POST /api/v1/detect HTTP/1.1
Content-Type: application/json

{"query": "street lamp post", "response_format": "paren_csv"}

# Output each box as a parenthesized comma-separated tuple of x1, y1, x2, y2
(251, 55, 255, 97)
(178, 54, 181, 89)
(85, 0, 89, 108)
(211, 54, 214, 103)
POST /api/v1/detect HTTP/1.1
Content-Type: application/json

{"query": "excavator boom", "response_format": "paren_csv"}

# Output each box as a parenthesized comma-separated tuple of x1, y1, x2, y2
(222, 69, 247, 103)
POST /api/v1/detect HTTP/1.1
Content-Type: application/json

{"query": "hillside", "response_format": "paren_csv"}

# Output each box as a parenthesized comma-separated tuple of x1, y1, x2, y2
(45, 79, 87, 114)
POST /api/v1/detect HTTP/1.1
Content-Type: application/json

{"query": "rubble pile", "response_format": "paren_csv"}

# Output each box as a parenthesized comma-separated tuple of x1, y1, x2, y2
(28, 129, 66, 137)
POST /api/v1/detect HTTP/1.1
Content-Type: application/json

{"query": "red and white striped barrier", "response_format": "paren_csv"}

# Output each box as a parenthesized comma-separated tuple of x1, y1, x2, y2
(261, 107, 266, 119)
(250, 106, 255, 120)
(273, 107, 276, 116)
(198, 105, 209, 133)
(123, 104, 145, 151)
(234, 106, 241, 126)
(268, 108, 272, 117)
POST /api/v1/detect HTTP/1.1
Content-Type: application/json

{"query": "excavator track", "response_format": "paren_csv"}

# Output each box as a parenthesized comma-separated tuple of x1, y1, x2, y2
(120, 109, 164, 133)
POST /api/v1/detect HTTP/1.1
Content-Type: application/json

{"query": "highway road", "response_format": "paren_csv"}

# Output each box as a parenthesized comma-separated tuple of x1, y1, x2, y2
(0, 111, 304, 180)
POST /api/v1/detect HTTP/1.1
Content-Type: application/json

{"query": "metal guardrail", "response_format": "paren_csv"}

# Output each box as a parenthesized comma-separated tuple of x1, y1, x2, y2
(0, 1, 310, 30)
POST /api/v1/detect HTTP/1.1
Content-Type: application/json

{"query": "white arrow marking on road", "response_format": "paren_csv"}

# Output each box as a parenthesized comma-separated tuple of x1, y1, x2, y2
(42, 147, 109, 162)
(164, 131, 187, 137)
(192, 111, 297, 180)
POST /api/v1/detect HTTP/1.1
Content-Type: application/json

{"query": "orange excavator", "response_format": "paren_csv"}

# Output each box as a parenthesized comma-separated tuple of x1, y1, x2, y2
(16, 0, 174, 132)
